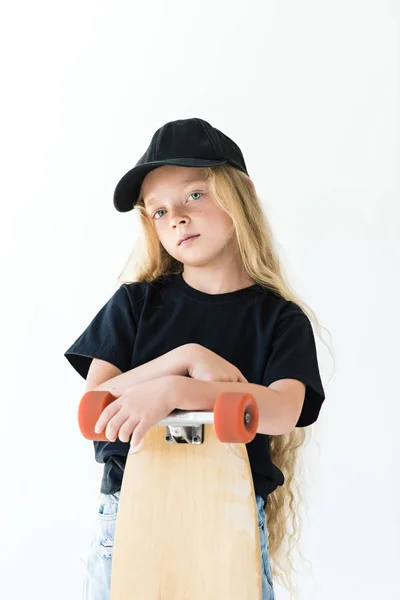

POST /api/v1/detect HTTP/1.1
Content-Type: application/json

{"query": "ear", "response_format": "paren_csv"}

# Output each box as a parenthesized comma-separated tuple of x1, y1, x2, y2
(248, 179, 255, 191)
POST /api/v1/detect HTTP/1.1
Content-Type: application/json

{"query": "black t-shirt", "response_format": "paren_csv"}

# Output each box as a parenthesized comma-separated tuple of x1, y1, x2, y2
(64, 273, 325, 504)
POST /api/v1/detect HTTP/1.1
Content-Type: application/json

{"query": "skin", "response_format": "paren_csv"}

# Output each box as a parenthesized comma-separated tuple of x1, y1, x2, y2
(141, 165, 255, 294)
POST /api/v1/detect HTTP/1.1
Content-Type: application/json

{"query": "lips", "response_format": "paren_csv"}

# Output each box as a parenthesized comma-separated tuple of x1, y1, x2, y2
(178, 234, 200, 246)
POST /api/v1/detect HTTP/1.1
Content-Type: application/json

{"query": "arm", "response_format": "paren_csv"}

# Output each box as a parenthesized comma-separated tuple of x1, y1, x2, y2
(88, 344, 195, 394)
(170, 376, 305, 436)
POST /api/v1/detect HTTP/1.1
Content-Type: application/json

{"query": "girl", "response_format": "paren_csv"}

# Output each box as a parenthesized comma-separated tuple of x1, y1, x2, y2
(65, 117, 331, 600)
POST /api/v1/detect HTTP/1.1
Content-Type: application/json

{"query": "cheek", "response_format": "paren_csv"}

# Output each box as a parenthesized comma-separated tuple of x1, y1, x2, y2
(154, 223, 175, 249)
(211, 211, 234, 232)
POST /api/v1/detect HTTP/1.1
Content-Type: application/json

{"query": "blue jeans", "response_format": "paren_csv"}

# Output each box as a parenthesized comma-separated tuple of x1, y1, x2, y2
(83, 492, 275, 599)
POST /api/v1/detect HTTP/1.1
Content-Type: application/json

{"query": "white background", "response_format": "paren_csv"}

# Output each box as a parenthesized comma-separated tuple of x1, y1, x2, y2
(1, 1, 399, 598)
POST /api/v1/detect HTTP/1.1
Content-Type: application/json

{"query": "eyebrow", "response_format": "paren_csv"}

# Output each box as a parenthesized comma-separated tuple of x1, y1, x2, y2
(143, 178, 207, 207)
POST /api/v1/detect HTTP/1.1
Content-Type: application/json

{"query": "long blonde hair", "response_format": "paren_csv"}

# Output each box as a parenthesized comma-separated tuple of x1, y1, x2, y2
(117, 164, 334, 598)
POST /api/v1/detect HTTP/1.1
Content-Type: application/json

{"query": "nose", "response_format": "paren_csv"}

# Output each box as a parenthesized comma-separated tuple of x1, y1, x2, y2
(171, 217, 188, 227)
(169, 208, 190, 228)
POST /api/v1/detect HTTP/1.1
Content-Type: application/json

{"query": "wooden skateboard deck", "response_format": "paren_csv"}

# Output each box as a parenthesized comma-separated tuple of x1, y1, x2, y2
(111, 424, 261, 599)
(78, 390, 262, 599)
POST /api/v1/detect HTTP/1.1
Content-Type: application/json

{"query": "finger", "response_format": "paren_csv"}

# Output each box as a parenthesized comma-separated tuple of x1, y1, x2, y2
(95, 400, 121, 433)
(118, 417, 139, 444)
(105, 412, 130, 442)
(130, 420, 148, 449)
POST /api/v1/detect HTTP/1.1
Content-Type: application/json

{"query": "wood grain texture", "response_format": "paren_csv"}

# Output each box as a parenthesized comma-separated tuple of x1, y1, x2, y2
(111, 424, 262, 600)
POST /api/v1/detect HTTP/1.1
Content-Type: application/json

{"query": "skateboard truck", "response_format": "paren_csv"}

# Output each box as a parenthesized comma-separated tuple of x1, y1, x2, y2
(78, 391, 259, 444)
(165, 425, 203, 444)
(160, 410, 211, 444)
(162, 409, 252, 444)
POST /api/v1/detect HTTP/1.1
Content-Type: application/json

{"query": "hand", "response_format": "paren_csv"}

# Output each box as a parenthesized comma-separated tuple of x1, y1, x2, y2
(187, 344, 248, 383)
(94, 375, 177, 447)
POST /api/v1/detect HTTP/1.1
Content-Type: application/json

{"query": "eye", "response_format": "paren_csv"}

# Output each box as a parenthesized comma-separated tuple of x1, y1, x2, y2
(152, 192, 203, 220)
(153, 209, 166, 220)
(188, 192, 202, 200)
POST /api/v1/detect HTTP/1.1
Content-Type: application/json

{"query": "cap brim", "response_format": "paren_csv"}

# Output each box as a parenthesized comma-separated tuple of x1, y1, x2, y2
(113, 158, 227, 213)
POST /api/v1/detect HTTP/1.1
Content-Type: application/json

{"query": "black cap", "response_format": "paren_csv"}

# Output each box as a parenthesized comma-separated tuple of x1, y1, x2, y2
(113, 117, 249, 212)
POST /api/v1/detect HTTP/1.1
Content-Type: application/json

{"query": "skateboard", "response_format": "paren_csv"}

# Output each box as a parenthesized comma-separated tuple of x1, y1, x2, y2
(78, 389, 262, 599)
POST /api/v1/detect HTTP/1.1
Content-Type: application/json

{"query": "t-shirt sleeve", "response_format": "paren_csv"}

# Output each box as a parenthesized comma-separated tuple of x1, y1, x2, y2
(64, 284, 136, 380)
(262, 308, 325, 427)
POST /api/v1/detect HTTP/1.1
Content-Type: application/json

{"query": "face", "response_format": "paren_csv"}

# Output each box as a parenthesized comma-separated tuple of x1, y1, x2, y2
(141, 166, 237, 268)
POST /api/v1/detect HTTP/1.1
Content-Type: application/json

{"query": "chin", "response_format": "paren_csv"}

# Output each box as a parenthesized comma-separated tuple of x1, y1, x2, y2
(167, 242, 223, 265)
(181, 253, 221, 268)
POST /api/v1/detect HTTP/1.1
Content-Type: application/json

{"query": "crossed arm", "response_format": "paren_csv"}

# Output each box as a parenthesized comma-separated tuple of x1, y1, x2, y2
(85, 345, 305, 437)
(170, 377, 305, 436)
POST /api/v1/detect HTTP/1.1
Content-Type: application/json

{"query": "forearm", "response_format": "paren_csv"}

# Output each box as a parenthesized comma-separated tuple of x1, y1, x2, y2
(172, 376, 292, 436)
(93, 345, 193, 394)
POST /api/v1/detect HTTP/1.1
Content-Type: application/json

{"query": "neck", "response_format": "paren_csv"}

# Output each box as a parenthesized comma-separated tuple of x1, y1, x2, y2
(181, 268, 254, 295)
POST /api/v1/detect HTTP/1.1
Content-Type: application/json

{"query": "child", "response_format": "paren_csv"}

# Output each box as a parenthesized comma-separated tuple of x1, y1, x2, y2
(64, 117, 328, 600)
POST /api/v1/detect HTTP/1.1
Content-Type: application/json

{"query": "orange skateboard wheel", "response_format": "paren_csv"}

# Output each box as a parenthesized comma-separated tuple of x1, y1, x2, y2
(213, 392, 259, 443)
(78, 390, 117, 441)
